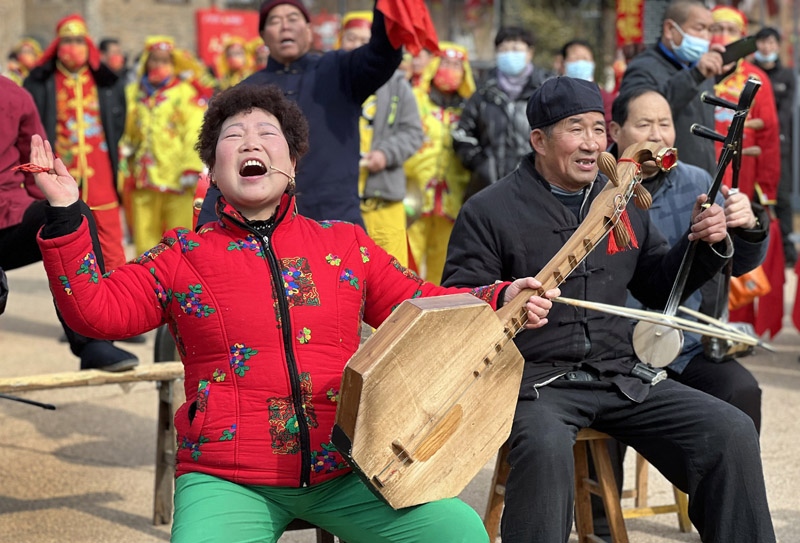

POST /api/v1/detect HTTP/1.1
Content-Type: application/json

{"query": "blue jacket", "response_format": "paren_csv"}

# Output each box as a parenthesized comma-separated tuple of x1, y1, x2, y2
(199, 7, 401, 228)
(625, 161, 768, 372)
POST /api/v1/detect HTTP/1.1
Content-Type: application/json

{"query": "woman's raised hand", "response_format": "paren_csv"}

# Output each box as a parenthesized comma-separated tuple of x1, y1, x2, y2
(30, 134, 80, 207)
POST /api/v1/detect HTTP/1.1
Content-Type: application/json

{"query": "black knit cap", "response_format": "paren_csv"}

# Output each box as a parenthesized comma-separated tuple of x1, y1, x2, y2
(527, 76, 605, 130)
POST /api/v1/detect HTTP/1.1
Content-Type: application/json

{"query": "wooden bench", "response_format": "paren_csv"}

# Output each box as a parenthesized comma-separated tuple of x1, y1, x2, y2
(0, 363, 341, 542)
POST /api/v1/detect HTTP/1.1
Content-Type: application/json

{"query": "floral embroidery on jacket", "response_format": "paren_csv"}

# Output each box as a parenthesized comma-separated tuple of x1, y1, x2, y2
(76, 252, 99, 283)
(266, 373, 318, 455)
(150, 268, 172, 310)
(230, 342, 258, 377)
(58, 275, 72, 295)
(134, 242, 169, 264)
(174, 284, 216, 317)
(228, 236, 265, 258)
(339, 269, 360, 290)
(212, 369, 226, 382)
(360, 247, 370, 263)
(179, 435, 209, 461)
(327, 388, 339, 402)
(280, 257, 320, 307)
(296, 327, 311, 344)
(469, 284, 499, 304)
(325, 254, 341, 266)
(311, 442, 347, 473)
(175, 228, 199, 252)
(196, 380, 210, 412)
(220, 424, 237, 441)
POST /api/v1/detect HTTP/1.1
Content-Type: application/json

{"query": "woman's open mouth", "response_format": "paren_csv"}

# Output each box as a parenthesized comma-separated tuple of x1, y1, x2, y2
(239, 159, 268, 178)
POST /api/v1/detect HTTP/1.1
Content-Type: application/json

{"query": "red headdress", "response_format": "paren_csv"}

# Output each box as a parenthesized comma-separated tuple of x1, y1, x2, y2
(38, 14, 101, 70)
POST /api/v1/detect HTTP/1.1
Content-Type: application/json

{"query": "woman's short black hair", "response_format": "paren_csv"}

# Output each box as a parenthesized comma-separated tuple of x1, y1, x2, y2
(196, 84, 309, 170)
(495, 26, 535, 48)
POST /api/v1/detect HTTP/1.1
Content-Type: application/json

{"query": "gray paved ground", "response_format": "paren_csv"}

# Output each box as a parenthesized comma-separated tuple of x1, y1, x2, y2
(1, 259, 798, 543)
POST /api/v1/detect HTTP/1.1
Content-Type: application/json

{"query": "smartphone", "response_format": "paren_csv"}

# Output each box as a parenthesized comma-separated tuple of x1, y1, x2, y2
(720, 36, 757, 65)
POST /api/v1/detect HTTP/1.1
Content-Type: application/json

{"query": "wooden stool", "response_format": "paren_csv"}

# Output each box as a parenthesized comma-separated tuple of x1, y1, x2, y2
(483, 428, 691, 542)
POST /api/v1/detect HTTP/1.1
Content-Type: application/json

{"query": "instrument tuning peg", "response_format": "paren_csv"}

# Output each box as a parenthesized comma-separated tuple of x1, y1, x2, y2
(691, 124, 726, 143)
(700, 91, 738, 111)
(598, 152, 619, 186)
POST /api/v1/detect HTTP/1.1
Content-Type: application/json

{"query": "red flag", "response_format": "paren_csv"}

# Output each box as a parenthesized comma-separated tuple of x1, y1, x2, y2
(377, 0, 439, 56)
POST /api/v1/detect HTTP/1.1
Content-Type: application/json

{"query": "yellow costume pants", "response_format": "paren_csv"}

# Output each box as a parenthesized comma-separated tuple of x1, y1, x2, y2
(407, 214, 454, 286)
(132, 189, 195, 255)
(361, 199, 408, 267)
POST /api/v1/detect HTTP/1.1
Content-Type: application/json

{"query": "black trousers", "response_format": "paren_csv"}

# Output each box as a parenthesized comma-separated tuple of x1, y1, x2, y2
(0, 200, 105, 355)
(501, 378, 775, 543)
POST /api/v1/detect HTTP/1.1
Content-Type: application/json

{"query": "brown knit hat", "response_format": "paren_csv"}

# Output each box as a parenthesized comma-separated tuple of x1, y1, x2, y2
(259, 0, 311, 32)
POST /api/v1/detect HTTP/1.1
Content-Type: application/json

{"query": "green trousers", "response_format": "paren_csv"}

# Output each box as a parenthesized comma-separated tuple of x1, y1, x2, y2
(171, 472, 489, 543)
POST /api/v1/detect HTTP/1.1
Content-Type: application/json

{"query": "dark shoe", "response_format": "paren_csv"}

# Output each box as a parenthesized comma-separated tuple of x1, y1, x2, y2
(119, 334, 147, 344)
(80, 340, 139, 372)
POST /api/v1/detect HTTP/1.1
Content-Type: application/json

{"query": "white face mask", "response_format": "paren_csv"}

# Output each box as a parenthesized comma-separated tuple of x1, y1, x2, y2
(564, 60, 595, 81)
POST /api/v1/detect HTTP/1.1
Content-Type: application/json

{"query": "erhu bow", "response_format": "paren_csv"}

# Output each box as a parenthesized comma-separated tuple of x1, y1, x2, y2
(333, 141, 675, 509)
(631, 77, 768, 367)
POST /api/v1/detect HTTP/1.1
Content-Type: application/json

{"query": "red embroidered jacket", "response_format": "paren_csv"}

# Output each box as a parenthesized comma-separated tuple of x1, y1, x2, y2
(39, 194, 507, 487)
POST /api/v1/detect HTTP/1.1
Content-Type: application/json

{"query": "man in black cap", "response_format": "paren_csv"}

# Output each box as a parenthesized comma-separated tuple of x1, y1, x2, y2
(197, 0, 402, 228)
(441, 76, 775, 543)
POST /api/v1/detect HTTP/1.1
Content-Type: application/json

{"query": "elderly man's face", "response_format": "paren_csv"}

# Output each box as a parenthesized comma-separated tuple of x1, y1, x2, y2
(664, 5, 713, 46)
(261, 4, 312, 65)
(531, 112, 606, 192)
(610, 91, 675, 155)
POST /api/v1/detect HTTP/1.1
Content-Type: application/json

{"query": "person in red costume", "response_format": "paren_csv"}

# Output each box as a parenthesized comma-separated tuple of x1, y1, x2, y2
(711, 5, 784, 338)
(23, 14, 128, 272)
(32, 83, 557, 543)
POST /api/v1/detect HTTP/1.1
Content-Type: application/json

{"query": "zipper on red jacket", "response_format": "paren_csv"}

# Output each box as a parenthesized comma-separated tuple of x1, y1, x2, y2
(222, 209, 313, 488)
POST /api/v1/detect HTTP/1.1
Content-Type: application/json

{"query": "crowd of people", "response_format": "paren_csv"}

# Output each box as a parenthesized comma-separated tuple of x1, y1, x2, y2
(0, 0, 794, 541)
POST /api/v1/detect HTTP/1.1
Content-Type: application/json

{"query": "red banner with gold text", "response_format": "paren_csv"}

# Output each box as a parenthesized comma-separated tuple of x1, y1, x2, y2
(196, 8, 260, 69)
(616, 0, 644, 47)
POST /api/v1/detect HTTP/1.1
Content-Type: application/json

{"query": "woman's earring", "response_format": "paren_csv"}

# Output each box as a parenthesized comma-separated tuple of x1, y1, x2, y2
(286, 177, 296, 193)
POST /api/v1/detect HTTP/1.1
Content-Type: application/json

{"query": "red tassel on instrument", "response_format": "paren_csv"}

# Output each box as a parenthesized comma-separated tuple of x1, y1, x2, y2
(377, 0, 440, 55)
(607, 209, 638, 255)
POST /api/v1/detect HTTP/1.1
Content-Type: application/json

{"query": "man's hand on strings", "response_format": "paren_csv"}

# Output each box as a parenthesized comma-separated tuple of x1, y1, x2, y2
(505, 277, 561, 330)
(689, 194, 727, 243)
(721, 185, 757, 229)
(30, 134, 79, 207)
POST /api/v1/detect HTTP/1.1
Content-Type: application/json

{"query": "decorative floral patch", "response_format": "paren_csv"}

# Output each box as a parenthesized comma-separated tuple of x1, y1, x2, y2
(296, 327, 311, 344)
(198, 225, 215, 234)
(390, 257, 424, 286)
(228, 236, 265, 258)
(327, 388, 339, 403)
(360, 247, 370, 263)
(339, 269, 360, 290)
(469, 284, 499, 304)
(280, 257, 320, 307)
(212, 369, 226, 382)
(266, 373, 318, 455)
(311, 442, 347, 473)
(230, 343, 258, 377)
(168, 321, 187, 358)
(76, 252, 99, 283)
(196, 380, 210, 412)
(134, 242, 170, 264)
(220, 424, 237, 441)
(150, 268, 172, 310)
(325, 254, 341, 266)
(318, 220, 352, 229)
(58, 275, 72, 295)
(179, 435, 209, 461)
(175, 228, 199, 252)
(174, 284, 216, 317)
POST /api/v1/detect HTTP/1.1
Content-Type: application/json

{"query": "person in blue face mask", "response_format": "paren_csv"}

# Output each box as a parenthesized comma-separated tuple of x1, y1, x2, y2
(618, 0, 725, 176)
(753, 26, 796, 266)
(452, 26, 553, 201)
(558, 39, 616, 147)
